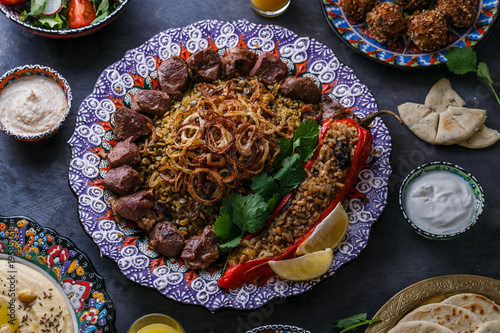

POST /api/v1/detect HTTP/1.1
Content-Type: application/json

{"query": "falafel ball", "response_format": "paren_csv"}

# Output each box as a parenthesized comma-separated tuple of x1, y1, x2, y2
(366, 2, 407, 45)
(339, 0, 378, 22)
(396, 0, 431, 11)
(408, 10, 448, 52)
(435, 0, 477, 29)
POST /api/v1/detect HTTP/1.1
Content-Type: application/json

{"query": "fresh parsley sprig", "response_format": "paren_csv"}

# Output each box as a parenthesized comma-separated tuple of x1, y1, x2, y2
(214, 119, 320, 251)
(333, 313, 382, 333)
(445, 46, 500, 107)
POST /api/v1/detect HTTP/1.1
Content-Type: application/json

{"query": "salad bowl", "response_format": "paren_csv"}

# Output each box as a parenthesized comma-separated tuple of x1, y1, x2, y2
(0, 0, 130, 38)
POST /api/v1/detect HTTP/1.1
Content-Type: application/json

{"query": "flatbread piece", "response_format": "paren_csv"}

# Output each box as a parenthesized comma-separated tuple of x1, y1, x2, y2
(442, 293, 500, 322)
(425, 78, 466, 113)
(458, 125, 500, 149)
(435, 106, 486, 145)
(388, 321, 455, 333)
(476, 319, 500, 333)
(399, 303, 483, 333)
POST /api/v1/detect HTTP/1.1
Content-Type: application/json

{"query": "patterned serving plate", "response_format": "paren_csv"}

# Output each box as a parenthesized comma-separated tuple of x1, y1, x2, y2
(0, 216, 116, 333)
(320, 0, 499, 67)
(68, 19, 392, 311)
(365, 274, 500, 332)
(246, 324, 311, 333)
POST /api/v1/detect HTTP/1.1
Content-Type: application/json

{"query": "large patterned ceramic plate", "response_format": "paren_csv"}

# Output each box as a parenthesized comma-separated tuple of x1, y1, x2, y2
(366, 274, 500, 332)
(0, 216, 116, 332)
(68, 19, 392, 311)
(320, 0, 499, 67)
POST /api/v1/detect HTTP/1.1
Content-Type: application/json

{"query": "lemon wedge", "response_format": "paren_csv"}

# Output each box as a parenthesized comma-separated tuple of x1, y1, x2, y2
(268, 248, 334, 281)
(296, 202, 349, 255)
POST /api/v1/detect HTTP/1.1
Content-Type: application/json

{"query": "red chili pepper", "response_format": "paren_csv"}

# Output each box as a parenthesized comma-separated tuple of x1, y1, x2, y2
(218, 110, 401, 289)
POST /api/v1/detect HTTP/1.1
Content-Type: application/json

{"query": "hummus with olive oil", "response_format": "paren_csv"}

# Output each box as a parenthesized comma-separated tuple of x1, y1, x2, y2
(0, 76, 67, 136)
(0, 260, 74, 333)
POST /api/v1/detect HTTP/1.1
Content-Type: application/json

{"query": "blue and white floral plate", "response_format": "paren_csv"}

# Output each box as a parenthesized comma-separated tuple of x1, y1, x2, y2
(68, 19, 392, 311)
(321, 0, 499, 67)
(0, 216, 116, 332)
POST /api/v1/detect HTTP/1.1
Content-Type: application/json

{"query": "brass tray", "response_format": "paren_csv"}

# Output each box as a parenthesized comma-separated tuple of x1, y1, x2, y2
(366, 274, 500, 333)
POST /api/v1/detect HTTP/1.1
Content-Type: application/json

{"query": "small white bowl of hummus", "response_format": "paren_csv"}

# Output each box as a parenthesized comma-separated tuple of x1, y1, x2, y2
(399, 162, 484, 240)
(0, 64, 72, 141)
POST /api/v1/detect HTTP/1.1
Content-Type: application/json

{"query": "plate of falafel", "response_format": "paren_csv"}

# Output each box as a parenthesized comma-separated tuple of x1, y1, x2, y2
(321, 0, 499, 67)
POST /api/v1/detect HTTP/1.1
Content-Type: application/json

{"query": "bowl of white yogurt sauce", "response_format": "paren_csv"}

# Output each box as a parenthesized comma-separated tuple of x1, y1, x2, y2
(0, 64, 72, 141)
(399, 162, 484, 240)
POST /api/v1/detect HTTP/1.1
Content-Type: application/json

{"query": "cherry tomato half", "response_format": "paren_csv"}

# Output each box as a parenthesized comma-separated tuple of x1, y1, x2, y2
(67, 0, 96, 28)
(0, 0, 26, 5)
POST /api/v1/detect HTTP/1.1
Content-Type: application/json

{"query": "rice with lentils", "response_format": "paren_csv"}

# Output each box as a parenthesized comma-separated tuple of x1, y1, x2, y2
(135, 77, 308, 239)
(228, 120, 358, 266)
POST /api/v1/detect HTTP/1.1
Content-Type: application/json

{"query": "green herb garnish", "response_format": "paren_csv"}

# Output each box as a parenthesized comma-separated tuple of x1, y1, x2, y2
(214, 119, 320, 251)
(333, 313, 382, 333)
(445, 46, 500, 107)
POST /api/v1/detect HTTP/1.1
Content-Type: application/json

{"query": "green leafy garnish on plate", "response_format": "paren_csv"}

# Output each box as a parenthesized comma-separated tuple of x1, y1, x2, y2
(446, 46, 500, 107)
(333, 313, 382, 333)
(214, 119, 320, 251)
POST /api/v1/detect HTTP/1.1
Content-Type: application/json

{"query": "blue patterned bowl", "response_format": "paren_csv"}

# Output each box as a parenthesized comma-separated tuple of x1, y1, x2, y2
(399, 162, 484, 240)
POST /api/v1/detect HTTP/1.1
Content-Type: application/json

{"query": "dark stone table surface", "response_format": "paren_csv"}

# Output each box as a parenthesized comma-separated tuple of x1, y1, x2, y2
(1, 0, 500, 332)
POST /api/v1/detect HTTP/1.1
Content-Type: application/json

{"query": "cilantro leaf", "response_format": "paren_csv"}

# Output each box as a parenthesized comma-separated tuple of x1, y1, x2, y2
(274, 138, 293, 169)
(333, 313, 381, 333)
(478, 62, 493, 86)
(293, 119, 320, 161)
(251, 173, 280, 202)
(234, 193, 269, 233)
(274, 154, 306, 193)
(445, 46, 477, 75)
(214, 214, 240, 243)
(218, 236, 242, 252)
(445, 46, 500, 109)
(266, 193, 281, 214)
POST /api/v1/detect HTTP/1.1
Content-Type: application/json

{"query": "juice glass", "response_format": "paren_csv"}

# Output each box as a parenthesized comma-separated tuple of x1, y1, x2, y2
(127, 314, 186, 333)
(251, 0, 291, 17)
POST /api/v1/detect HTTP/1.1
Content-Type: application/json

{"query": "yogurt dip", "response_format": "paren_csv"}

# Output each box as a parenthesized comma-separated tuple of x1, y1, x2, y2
(0, 76, 67, 136)
(404, 170, 475, 235)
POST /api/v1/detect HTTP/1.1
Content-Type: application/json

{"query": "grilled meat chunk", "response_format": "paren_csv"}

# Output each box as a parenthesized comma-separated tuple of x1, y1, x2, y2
(321, 94, 345, 122)
(249, 52, 288, 85)
(131, 89, 171, 116)
(222, 47, 258, 78)
(113, 106, 152, 141)
(181, 226, 219, 270)
(149, 222, 185, 257)
(102, 165, 141, 196)
(280, 76, 321, 104)
(158, 55, 189, 100)
(109, 189, 153, 221)
(187, 48, 222, 82)
(107, 136, 141, 168)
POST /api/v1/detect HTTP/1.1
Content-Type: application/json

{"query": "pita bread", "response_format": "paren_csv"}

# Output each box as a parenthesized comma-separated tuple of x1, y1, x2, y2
(425, 78, 466, 113)
(458, 125, 500, 149)
(399, 303, 483, 333)
(476, 319, 500, 333)
(398, 103, 485, 145)
(435, 106, 486, 145)
(441, 293, 500, 322)
(388, 321, 455, 333)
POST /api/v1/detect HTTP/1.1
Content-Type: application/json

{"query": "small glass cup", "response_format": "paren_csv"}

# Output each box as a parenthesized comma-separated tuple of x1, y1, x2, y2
(251, 0, 291, 17)
(127, 314, 186, 333)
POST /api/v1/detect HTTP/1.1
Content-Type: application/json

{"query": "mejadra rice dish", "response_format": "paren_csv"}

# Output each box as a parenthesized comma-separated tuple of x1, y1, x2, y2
(136, 77, 305, 239)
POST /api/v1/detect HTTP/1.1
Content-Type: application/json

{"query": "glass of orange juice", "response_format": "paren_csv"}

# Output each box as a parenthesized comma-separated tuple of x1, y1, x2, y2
(127, 314, 186, 333)
(251, 0, 291, 17)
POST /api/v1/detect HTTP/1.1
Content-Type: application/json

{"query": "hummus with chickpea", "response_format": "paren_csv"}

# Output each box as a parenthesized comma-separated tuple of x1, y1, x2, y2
(0, 259, 74, 333)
